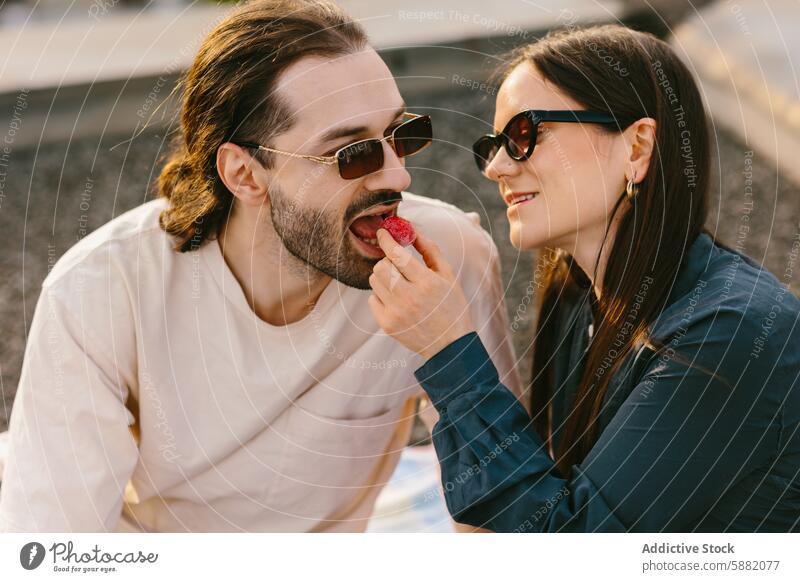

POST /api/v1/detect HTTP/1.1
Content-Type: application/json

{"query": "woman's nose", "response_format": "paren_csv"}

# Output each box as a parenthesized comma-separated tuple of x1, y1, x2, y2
(484, 146, 520, 182)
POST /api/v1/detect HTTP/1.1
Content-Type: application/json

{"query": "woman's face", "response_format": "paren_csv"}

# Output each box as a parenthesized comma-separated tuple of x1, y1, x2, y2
(484, 62, 630, 252)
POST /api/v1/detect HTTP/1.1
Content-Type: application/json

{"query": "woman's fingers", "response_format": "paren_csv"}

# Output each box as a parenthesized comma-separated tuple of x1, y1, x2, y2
(368, 228, 475, 358)
(372, 258, 410, 294)
(375, 226, 455, 283)
(367, 293, 386, 323)
(369, 263, 416, 337)
(412, 231, 453, 278)
(375, 228, 426, 282)
(369, 263, 395, 303)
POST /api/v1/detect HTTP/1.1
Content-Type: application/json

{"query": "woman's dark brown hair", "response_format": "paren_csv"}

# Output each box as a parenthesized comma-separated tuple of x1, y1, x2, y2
(158, 0, 367, 252)
(504, 25, 711, 477)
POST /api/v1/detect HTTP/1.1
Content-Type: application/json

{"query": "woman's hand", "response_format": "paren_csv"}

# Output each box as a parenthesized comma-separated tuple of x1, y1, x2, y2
(368, 227, 476, 360)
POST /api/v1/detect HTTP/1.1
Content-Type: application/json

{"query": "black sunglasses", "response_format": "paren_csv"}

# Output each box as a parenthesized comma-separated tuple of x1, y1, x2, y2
(234, 113, 433, 180)
(472, 109, 618, 174)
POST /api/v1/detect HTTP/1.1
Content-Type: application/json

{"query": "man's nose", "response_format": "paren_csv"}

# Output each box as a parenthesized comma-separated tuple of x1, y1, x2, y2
(362, 140, 412, 193)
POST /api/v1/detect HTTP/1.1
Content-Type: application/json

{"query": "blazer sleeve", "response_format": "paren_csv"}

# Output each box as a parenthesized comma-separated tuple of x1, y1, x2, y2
(414, 309, 785, 532)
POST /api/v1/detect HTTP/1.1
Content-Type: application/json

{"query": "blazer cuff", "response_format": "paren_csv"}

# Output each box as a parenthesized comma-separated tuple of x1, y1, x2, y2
(413, 332, 500, 409)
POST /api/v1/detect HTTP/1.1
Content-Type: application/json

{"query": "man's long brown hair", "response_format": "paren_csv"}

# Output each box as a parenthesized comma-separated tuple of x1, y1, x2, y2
(508, 26, 711, 477)
(157, 0, 367, 252)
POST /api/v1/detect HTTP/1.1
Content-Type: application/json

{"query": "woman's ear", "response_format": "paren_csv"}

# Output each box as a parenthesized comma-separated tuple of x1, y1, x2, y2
(624, 117, 657, 183)
(216, 143, 270, 207)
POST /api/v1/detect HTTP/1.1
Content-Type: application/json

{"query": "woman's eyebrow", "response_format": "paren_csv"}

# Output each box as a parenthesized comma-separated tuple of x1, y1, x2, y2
(316, 104, 406, 145)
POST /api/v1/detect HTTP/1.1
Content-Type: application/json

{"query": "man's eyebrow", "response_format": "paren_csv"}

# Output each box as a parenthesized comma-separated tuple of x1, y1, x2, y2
(317, 104, 407, 145)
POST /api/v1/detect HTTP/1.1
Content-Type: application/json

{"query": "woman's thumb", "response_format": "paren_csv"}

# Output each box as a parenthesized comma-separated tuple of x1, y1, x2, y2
(413, 231, 452, 276)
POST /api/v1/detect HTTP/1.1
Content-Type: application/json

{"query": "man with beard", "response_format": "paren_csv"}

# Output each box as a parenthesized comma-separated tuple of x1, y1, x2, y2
(0, 0, 521, 532)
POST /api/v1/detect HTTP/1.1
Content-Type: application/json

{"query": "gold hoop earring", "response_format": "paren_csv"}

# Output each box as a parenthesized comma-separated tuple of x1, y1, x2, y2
(626, 174, 639, 199)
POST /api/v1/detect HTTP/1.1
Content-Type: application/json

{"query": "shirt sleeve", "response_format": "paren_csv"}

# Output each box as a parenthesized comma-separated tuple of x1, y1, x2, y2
(0, 286, 139, 532)
(462, 219, 524, 405)
(415, 211, 525, 434)
(411, 210, 524, 534)
(414, 309, 785, 532)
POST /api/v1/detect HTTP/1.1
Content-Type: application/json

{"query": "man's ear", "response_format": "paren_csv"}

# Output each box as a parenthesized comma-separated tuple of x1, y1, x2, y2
(216, 143, 270, 207)
(624, 117, 657, 183)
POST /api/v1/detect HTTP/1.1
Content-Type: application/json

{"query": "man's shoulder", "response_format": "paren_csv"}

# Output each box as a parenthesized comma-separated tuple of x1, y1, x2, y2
(43, 198, 171, 292)
(398, 192, 495, 254)
(399, 191, 480, 224)
(398, 192, 500, 293)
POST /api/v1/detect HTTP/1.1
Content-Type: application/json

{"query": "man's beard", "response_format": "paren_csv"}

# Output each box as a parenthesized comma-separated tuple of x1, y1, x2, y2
(269, 186, 402, 289)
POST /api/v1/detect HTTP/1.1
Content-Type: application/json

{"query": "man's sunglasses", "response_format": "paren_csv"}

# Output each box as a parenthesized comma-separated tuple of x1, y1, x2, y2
(472, 109, 618, 174)
(234, 112, 433, 180)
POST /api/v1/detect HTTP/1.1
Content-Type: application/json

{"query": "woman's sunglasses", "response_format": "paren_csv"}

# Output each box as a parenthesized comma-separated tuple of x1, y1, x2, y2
(234, 112, 433, 180)
(472, 109, 618, 174)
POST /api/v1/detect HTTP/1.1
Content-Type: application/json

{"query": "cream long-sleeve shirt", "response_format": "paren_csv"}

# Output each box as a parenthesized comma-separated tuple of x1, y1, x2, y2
(0, 192, 522, 532)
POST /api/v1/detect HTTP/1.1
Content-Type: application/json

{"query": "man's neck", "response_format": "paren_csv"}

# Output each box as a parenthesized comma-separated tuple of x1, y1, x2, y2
(218, 204, 331, 327)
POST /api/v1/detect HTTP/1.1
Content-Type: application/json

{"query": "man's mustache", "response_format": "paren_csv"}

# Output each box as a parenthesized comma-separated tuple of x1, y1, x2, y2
(344, 191, 403, 224)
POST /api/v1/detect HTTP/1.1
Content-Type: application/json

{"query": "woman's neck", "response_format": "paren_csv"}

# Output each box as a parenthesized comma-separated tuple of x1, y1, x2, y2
(563, 226, 613, 304)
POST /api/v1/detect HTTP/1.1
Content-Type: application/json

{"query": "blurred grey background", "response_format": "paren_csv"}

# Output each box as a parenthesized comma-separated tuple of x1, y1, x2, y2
(1, 0, 799, 435)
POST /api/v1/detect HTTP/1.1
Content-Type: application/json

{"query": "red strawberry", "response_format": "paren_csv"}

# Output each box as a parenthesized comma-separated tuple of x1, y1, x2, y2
(380, 216, 416, 246)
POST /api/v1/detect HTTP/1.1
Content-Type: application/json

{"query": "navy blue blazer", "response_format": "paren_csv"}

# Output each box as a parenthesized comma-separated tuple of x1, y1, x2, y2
(415, 233, 800, 532)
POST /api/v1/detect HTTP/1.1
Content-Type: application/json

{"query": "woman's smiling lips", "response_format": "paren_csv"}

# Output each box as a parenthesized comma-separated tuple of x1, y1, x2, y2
(504, 191, 540, 208)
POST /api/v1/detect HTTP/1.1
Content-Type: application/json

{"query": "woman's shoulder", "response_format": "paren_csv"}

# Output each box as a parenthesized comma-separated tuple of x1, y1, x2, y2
(650, 233, 799, 374)
(702, 235, 798, 325)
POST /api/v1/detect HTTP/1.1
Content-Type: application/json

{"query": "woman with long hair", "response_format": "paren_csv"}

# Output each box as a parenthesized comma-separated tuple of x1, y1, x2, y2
(368, 24, 800, 532)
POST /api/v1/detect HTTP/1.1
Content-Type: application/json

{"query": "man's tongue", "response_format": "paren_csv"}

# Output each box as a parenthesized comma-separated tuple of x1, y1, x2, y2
(350, 214, 385, 240)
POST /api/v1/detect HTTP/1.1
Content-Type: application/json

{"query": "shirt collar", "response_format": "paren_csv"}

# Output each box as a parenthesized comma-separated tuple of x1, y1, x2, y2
(664, 231, 715, 308)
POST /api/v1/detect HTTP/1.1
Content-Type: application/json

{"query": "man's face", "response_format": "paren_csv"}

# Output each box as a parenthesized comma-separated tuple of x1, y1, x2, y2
(263, 48, 412, 289)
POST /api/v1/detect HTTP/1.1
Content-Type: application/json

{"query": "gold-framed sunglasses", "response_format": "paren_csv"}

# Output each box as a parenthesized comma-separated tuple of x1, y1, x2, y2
(233, 112, 433, 180)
